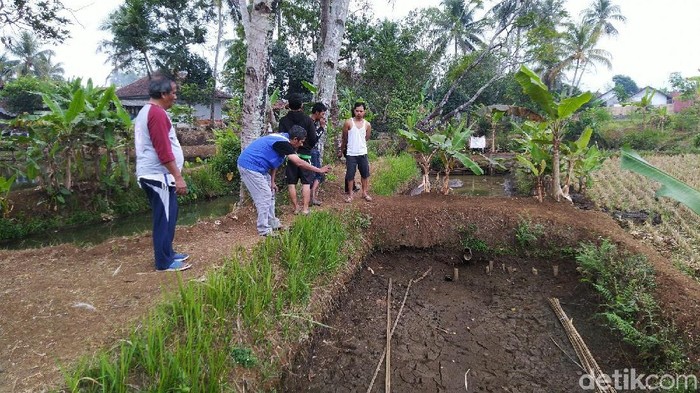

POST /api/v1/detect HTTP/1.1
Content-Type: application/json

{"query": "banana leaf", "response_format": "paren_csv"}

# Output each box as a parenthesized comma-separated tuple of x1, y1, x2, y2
(620, 148, 700, 215)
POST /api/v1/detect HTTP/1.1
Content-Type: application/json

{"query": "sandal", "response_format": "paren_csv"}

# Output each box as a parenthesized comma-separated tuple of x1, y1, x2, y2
(344, 196, 353, 203)
(363, 194, 373, 202)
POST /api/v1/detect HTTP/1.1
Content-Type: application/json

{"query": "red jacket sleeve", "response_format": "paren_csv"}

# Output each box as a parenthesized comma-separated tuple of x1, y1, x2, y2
(147, 106, 175, 164)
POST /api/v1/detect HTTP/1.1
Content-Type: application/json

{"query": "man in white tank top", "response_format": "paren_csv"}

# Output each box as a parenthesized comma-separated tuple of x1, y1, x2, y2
(339, 102, 372, 202)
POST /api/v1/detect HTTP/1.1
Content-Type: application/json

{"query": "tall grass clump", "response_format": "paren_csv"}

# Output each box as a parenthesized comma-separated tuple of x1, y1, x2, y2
(60, 211, 356, 392)
(576, 240, 694, 375)
(371, 153, 419, 196)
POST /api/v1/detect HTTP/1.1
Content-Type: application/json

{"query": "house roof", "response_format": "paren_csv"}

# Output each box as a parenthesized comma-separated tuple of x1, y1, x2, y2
(630, 86, 671, 99)
(115, 74, 232, 100)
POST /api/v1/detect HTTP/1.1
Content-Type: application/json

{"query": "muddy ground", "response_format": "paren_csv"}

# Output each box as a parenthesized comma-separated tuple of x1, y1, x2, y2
(285, 249, 641, 392)
(1, 170, 700, 392)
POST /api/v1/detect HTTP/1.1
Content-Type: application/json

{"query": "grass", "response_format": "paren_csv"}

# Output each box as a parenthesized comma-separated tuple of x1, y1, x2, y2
(59, 211, 361, 392)
(576, 240, 694, 376)
(371, 153, 419, 196)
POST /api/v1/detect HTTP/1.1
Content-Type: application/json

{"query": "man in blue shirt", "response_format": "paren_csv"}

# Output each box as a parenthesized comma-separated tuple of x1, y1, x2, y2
(238, 125, 331, 236)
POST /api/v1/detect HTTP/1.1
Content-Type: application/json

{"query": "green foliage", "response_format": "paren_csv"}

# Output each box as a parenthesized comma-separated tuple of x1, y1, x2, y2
(371, 154, 419, 196)
(0, 76, 55, 114)
(672, 106, 700, 133)
(17, 78, 133, 199)
(269, 40, 314, 99)
(513, 65, 593, 200)
(231, 347, 257, 368)
(168, 103, 196, 125)
(0, 174, 16, 217)
(458, 223, 488, 253)
(0, 0, 71, 44)
(209, 129, 241, 184)
(514, 218, 544, 249)
(101, 0, 214, 85)
(612, 75, 638, 97)
(338, 19, 436, 134)
(576, 240, 689, 370)
(621, 129, 666, 151)
(181, 164, 230, 203)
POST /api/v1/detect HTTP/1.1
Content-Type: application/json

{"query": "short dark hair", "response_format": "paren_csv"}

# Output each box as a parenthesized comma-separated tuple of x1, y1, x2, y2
(311, 102, 327, 114)
(288, 124, 307, 141)
(288, 94, 303, 110)
(352, 101, 366, 116)
(149, 78, 175, 99)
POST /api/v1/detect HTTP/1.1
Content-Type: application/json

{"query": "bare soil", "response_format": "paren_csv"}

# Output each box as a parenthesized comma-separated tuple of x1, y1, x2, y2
(1, 171, 700, 392)
(285, 249, 640, 392)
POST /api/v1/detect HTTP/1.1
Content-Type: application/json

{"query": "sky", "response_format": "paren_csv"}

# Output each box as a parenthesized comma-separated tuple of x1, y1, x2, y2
(46, 0, 700, 93)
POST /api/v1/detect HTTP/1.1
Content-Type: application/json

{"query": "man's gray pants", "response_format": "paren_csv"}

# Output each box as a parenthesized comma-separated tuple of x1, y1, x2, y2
(238, 166, 281, 235)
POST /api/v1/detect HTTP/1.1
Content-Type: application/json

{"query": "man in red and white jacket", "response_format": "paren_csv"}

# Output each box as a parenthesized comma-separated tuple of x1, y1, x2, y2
(134, 77, 191, 272)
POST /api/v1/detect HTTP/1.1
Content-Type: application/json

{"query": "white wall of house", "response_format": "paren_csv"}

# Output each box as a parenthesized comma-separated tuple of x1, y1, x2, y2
(598, 90, 619, 107)
(628, 89, 670, 106)
(192, 102, 224, 120)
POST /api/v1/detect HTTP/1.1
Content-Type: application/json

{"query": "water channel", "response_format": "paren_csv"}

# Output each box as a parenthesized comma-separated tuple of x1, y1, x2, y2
(0, 195, 239, 250)
(2, 175, 511, 250)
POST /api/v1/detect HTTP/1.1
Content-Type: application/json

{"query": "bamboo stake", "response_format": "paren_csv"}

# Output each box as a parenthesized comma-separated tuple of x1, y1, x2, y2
(367, 267, 432, 393)
(548, 298, 616, 393)
(386, 278, 392, 393)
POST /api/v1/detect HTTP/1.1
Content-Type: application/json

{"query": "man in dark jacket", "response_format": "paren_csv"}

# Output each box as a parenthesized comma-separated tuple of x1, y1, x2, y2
(279, 94, 316, 214)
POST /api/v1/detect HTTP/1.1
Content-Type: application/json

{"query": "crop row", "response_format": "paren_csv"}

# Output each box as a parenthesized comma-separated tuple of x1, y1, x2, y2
(588, 154, 700, 275)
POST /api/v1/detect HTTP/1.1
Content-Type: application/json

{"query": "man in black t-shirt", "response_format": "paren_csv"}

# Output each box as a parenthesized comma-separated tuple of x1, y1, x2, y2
(279, 94, 317, 215)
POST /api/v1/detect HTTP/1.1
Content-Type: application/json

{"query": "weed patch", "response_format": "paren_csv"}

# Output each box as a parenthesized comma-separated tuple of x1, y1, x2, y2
(576, 240, 692, 373)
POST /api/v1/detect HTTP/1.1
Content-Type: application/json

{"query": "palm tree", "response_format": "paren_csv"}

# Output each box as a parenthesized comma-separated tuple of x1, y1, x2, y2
(34, 53, 65, 80)
(582, 0, 627, 38)
(428, 0, 485, 57)
(544, 20, 612, 93)
(8, 31, 55, 77)
(0, 52, 18, 89)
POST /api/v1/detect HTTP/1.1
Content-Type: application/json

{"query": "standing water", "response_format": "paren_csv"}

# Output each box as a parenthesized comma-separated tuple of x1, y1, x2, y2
(0, 195, 239, 250)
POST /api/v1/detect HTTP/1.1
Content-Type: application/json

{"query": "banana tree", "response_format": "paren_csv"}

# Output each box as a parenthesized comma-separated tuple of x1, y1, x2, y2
(430, 121, 484, 195)
(398, 103, 437, 193)
(514, 65, 593, 201)
(623, 88, 654, 129)
(18, 79, 132, 200)
(574, 145, 606, 193)
(514, 121, 552, 202)
(398, 127, 436, 193)
(561, 126, 593, 197)
(0, 174, 16, 217)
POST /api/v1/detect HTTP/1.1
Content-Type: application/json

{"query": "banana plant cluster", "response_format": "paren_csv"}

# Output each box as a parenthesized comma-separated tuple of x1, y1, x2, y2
(513, 65, 593, 202)
(8, 78, 132, 207)
(399, 100, 483, 195)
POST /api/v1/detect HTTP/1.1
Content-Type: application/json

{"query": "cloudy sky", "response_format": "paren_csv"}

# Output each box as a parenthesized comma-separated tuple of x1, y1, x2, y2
(53, 0, 700, 92)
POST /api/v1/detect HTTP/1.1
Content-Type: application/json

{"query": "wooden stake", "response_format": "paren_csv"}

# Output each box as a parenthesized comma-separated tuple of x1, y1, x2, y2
(386, 278, 392, 393)
(553, 265, 559, 277)
(453, 267, 459, 281)
(367, 267, 432, 393)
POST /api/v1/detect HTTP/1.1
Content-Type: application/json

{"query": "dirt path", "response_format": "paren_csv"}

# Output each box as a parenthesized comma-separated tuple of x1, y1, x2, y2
(1, 178, 700, 392)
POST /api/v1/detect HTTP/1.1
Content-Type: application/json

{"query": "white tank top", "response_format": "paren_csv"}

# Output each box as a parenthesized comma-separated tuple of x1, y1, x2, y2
(346, 119, 368, 156)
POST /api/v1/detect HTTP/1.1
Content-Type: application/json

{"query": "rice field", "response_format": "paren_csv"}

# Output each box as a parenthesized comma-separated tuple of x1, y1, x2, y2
(588, 153, 700, 277)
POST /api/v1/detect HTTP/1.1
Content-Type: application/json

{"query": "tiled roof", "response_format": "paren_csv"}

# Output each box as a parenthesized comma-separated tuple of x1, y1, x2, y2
(115, 74, 232, 100)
